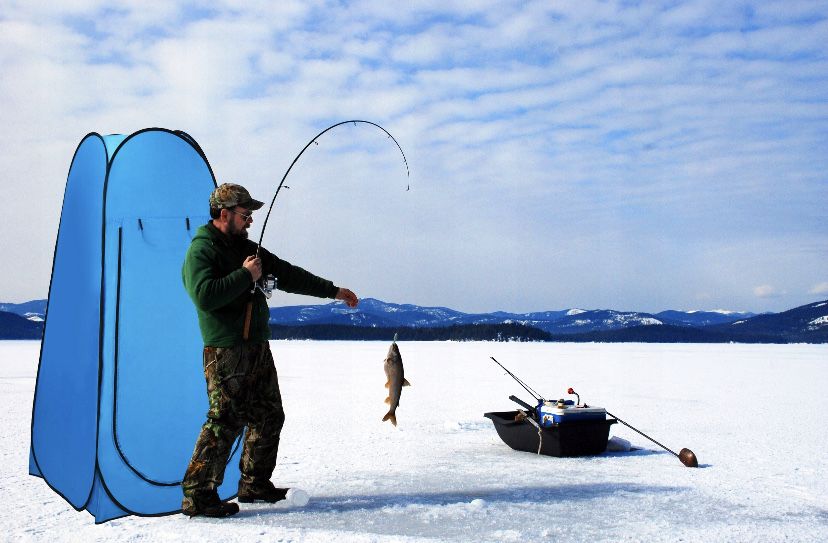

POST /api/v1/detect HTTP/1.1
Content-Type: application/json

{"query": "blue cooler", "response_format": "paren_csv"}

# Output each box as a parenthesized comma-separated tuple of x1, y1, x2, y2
(538, 402, 607, 428)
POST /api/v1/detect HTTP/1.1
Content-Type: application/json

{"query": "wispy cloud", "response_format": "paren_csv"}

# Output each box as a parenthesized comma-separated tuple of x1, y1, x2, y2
(810, 282, 828, 296)
(754, 285, 785, 298)
(1, 0, 826, 313)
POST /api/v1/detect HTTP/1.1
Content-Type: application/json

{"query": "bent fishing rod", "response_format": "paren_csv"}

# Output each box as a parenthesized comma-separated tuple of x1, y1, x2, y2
(241, 120, 409, 337)
(255, 119, 410, 256)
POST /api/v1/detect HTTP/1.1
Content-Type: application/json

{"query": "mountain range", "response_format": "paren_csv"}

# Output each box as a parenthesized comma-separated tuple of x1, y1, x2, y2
(0, 300, 46, 322)
(266, 298, 826, 343)
(2, 298, 826, 343)
(267, 298, 758, 334)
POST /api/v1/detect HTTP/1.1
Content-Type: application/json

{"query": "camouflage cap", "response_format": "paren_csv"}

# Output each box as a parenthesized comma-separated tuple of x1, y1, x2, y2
(209, 183, 265, 210)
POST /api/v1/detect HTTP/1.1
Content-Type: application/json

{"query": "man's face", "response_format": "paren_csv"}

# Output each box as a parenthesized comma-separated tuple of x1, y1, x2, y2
(226, 206, 253, 239)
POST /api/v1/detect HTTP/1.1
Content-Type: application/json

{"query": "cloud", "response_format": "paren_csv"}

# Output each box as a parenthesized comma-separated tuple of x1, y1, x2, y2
(754, 285, 785, 299)
(1, 0, 826, 313)
(809, 282, 828, 296)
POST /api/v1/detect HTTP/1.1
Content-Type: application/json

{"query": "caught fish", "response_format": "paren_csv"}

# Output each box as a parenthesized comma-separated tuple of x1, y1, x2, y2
(382, 336, 410, 426)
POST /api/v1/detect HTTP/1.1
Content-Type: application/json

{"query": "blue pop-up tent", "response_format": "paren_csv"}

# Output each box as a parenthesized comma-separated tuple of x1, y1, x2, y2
(29, 128, 242, 523)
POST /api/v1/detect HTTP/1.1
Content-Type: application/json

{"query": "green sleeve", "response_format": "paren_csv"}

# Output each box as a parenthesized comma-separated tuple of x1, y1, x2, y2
(258, 246, 339, 299)
(183, 240, 252, 311)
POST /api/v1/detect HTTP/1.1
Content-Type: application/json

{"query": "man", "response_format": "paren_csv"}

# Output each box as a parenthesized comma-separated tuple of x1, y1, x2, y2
(180, 183, 358, 517)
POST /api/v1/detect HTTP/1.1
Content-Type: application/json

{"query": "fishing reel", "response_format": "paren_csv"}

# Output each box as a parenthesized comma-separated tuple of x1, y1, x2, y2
(254, 274, 277, 299)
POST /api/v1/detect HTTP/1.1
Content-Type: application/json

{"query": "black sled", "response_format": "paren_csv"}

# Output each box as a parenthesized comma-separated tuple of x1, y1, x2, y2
(484, 410, 616, 457)
(485, 357, 616, 457)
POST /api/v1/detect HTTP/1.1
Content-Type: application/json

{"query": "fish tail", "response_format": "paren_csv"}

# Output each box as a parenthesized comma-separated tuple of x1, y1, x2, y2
(382, 411, 397, 426)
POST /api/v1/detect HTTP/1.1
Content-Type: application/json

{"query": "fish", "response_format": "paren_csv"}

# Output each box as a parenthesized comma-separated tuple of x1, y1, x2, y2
(382, 338, 410, 426)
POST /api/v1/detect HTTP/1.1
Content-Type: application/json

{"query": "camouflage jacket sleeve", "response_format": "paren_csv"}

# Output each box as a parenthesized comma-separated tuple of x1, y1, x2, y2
(257, 246, 339, 299)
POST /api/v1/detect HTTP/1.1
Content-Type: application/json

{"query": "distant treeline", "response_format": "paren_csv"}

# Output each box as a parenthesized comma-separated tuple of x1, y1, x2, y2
(0, 311, 43, 340)
(269, 322, 819, 343)
(2, 310, 824, 343)
(270, 322, 552, 342)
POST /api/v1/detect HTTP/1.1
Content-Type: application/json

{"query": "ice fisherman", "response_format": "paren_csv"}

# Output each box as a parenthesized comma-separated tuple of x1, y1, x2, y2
(180, 183, 359, 517)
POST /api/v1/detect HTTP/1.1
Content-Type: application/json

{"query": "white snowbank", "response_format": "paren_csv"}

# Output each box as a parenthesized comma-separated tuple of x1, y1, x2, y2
(5, 340, 828, 542)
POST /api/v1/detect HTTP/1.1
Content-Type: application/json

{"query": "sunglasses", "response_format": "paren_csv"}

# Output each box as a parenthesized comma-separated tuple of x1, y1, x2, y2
(228, 208, 253, 222)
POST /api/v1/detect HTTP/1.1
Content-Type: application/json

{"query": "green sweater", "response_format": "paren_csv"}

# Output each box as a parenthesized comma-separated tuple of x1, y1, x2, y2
(182, 222, 339, 346)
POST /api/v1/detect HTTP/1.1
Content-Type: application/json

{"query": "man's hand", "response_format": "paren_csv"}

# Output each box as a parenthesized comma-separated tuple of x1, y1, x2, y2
(335, 288, 359, 308)
(243, 256, 262, 282)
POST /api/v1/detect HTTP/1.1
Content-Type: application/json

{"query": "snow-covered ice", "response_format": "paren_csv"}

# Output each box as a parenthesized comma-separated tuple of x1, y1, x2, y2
(4, 340, 828, 542)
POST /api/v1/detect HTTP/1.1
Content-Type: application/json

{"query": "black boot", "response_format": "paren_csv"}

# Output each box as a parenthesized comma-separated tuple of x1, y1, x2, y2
(237, 481, 289, 503)
(182, 491, 240, 518)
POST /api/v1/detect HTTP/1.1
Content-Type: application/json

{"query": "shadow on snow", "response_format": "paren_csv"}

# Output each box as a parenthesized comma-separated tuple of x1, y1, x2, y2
(235, 481, 689, 518)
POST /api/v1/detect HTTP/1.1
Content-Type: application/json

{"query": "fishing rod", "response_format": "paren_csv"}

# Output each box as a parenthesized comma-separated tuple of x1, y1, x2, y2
(255, 119, 410, 256)
(488, 357, 700, 468)
(241, 120, 409, 339)
(604, 408, 698, 467)
(568, 387, 699, 468)
(489, 357, 546, 403)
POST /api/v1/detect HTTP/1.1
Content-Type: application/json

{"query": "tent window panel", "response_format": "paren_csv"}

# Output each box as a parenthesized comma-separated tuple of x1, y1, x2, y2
(113, 218, 210, 485)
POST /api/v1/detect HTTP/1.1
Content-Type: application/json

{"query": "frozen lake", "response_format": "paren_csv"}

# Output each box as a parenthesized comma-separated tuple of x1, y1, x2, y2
(4, 340, 828, 542)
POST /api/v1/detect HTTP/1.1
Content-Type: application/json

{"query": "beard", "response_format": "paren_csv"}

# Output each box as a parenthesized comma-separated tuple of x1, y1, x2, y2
(228, 221, 249, 239)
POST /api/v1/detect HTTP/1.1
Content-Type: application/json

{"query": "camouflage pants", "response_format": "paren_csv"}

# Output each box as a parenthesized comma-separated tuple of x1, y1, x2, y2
(182, 342, 285, 503)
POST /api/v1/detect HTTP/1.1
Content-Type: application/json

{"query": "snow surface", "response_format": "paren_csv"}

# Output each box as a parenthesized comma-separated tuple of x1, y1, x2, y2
(5, 340, 828, 542)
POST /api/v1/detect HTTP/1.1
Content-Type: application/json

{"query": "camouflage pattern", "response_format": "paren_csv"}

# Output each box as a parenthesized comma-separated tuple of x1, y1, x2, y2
(209, 183, 265, 210)
(182, 342, 284, 510)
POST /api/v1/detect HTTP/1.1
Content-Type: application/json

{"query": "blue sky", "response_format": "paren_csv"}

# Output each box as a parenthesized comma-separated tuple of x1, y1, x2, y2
(1, 0, 826, 313)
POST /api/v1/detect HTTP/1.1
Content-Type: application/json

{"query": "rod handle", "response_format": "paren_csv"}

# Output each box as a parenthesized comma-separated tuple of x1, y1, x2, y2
(509, 395, 536, 413)
(242, 301, 253, 340)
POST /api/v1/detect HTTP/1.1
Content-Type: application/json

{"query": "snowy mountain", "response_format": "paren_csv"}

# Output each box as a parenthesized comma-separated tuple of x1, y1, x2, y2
(265, 298, 827, 343)
(534, 309, 664, 333)
(711, 300, 828, 342)
(268, 298, 469, 328)
(268, 299, 749, 334)
(0, 300, 46, 322)
(656, 309, 755, 327)
(3, 298, 825, 342)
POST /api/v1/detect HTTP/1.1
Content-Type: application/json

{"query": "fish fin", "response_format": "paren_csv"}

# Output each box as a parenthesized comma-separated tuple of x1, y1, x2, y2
(384, 396, 391, 404)
(402, 379, 411, 387)
(382, 411, 397, 426)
